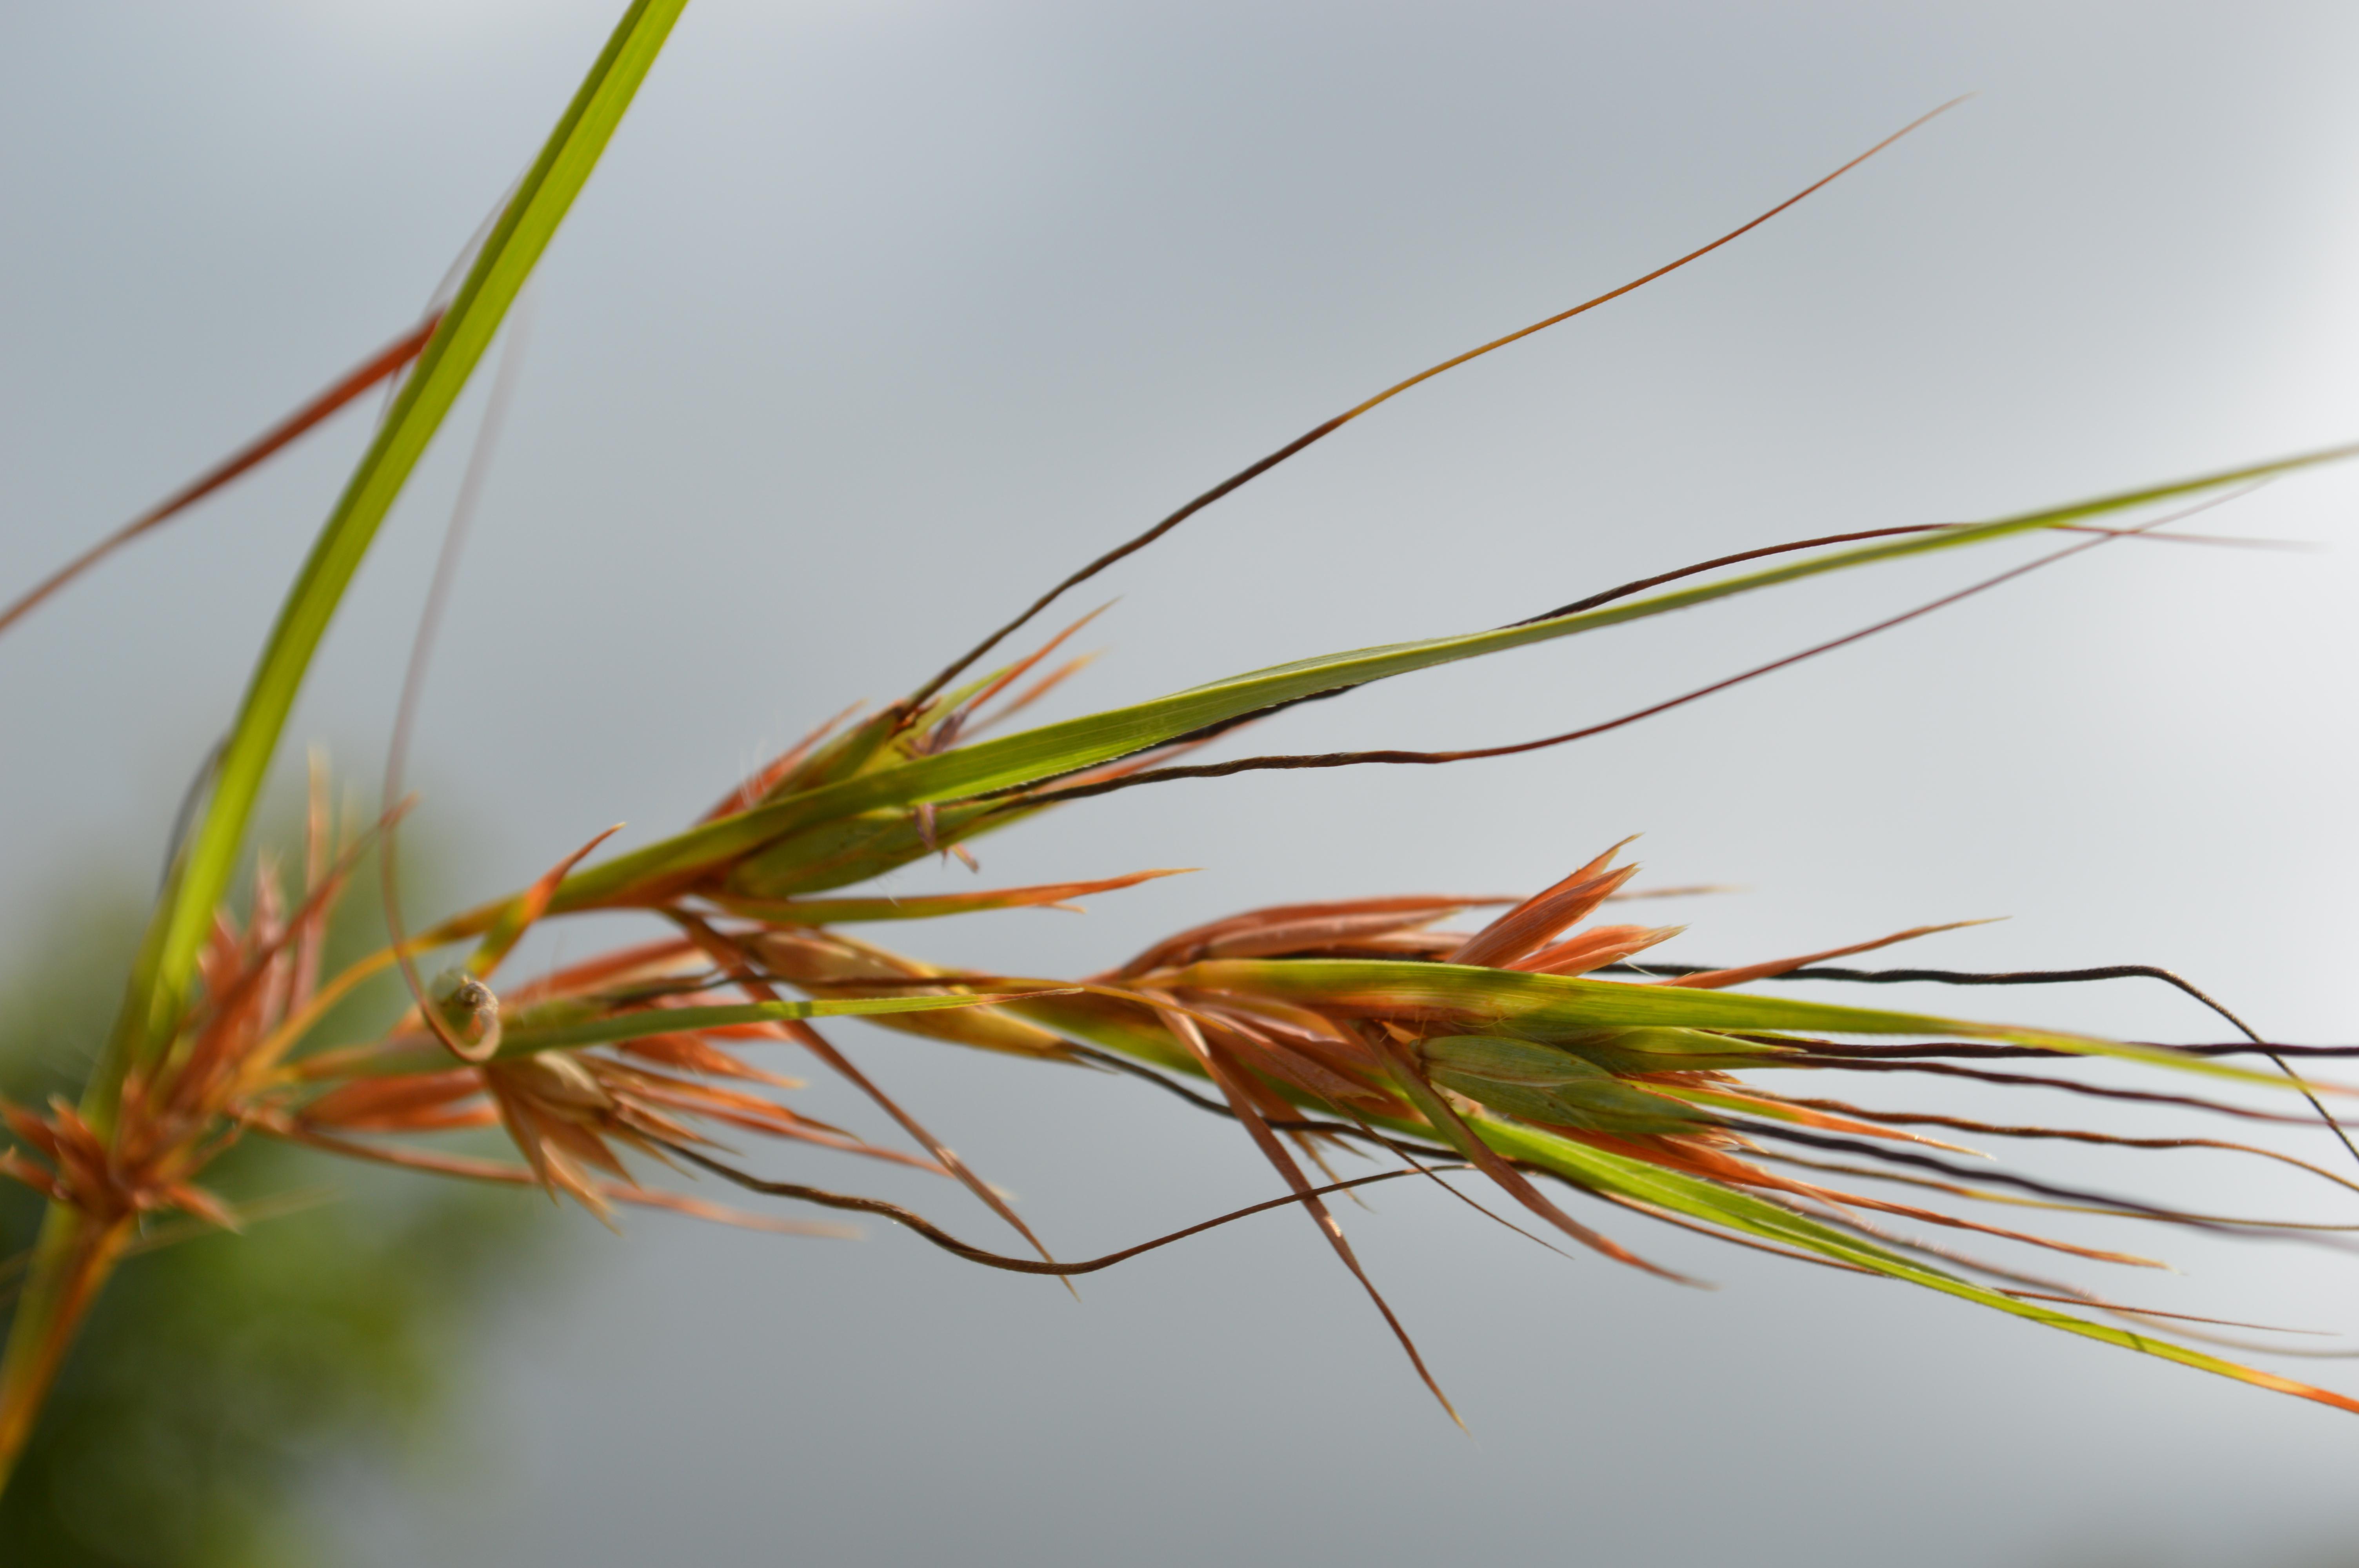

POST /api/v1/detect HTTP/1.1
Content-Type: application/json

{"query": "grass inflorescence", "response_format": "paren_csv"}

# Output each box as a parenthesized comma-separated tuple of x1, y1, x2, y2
(3, 0, 2357, 1492)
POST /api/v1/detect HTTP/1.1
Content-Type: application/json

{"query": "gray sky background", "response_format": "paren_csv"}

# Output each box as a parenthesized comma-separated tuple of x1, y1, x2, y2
(7, 1, 2359, 1563)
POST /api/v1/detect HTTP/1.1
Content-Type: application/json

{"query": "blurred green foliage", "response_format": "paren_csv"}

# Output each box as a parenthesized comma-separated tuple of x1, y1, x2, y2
(0, 844, 563, 1566)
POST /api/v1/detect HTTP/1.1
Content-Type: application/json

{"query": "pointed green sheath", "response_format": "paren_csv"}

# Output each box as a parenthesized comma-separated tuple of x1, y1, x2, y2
(1423, 1034, 1708, 1135)
(545, 440, 2359, 913)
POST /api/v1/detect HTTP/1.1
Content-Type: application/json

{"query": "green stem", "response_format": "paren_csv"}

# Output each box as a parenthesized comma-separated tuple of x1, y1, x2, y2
(0, 1205, 132, 1492)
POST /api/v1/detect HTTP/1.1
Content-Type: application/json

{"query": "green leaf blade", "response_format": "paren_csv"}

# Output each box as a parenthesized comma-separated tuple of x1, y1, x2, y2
(92, 0, 694, 1124)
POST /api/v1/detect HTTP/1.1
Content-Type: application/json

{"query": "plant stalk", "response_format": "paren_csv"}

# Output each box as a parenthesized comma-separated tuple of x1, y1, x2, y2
(0, 1204, 133, 1492)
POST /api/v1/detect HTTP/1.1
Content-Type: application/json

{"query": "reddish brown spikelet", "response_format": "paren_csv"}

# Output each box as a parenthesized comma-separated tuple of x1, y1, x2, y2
(615, 1031, 803, 1087)
(1149, 995, 1462, 1424)
(469, 823, 627, 978)
(968, 651, 1101, 735)
(1447, 840, 1639, 966)
(953, 605, 1110, 725)
(1507, 922, 1683, 975)
(1114, 895, 1510, 976)
(300, 1070, 491, 1133)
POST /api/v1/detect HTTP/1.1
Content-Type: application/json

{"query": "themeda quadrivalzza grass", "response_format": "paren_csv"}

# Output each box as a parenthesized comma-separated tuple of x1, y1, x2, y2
(4, 0, 2357, 1485)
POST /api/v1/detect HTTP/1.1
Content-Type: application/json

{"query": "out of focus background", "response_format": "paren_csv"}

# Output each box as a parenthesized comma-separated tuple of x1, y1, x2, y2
(5, 0, 2359, 1562)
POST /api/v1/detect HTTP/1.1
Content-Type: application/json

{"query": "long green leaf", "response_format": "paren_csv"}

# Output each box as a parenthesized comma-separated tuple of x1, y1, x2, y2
(88, 0, 691, 1126)
(1474, 1116, 2359, 1414)
(1169, 958, 2310, 1087)
(551, 441, 2357, 910)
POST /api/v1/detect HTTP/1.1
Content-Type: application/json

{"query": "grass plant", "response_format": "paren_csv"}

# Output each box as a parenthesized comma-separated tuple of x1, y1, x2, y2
(5, 0, 2359, 1494)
